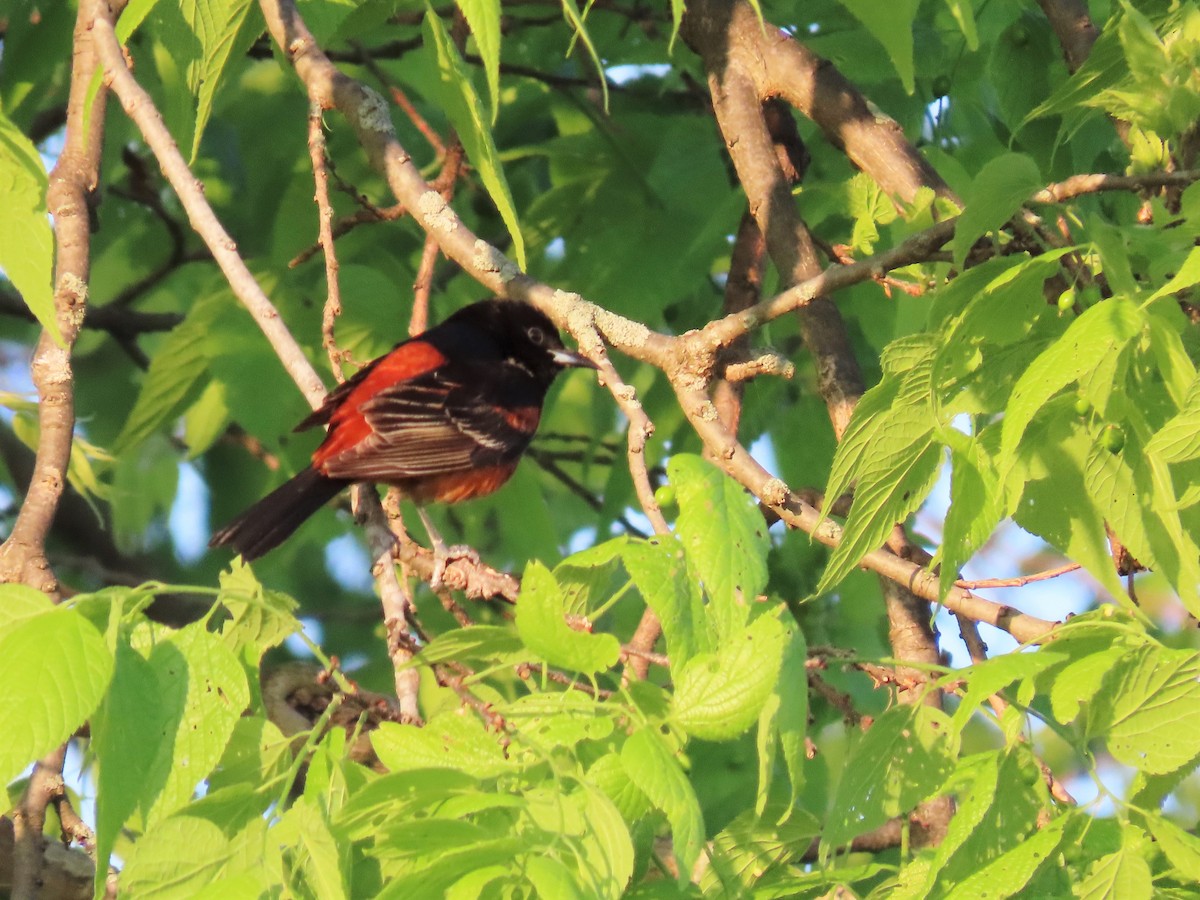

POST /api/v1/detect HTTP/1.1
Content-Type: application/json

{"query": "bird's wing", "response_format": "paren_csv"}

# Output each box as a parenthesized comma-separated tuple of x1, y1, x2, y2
(313, 370, 541, 481)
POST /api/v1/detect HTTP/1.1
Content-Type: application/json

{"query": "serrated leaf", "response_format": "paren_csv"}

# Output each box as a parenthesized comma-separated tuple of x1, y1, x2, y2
(412, 625, 525, 666)
(1000, 300, 1145, 471)
(0, 106, 59, 345)
(825, 705, 959, 848)
(372, 713, 512, 778)
(943, 812, 1072, 900)
(1075, 823, 1153, 900)
(672, 613, 787, 741)
(1019, 22, 1125, 130)
(130, 622, 251, 826)
(515, 561, 621, 674)
(500, 691, 614, 747)
(152, 0, 259, 161)
(817, 426, 941, 596)
(891, 752, 1000, 900)
(0, 606, 113, 788)
(1089, 645, 1200, 774)
(949, 649, 1065, 733)
(454, 0, 501, 120)
(115, 294, 225, 452)
(952, 153, 1042, 268)
(119, 815, 234, 899)
(1010, 402, 1131, 602)
(621, 729, 704, 880)
(1144, 813, 1200, 880)
(277, 799, 349, 900)
(587, 753, 651, 822)
(1148, 245, 1200, 303)
(939, 430, 1004, 599)
(1049, 646, 1129, 726)
(0, 583, 54, 629)
(774, 625, 808, 808)
(702, 806, 820, 895)
(838, 0, 919, 93)
(423, 10, 526, 269)
(668, 454, 769, 640)
(620, 535, 711, 668)
(335, 768, 482, 835)
(525, 786, 633, 900)
(1088, 439, 1200, 612)
(93, 639, 178, 890)
(1146, 377, 1200, 462)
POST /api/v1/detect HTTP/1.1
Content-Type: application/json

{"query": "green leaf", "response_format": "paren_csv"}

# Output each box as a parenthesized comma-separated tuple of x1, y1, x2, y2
(1148, 245, 1200, 303)
(423, 9, 526, 270)
(621, 729, 704, 880)
(824, 705, 959, 848)
(500, 691, 614, 748)
(515, 561, 621, 674)
(939, 429, 1003, 599)
(454, 0, 501, 121)
(1144, 813, 1200, 880)
(672, 612, 787, 741)
(115, 293, 225, 452)
(413, 625, 525, 666)
(120, 815, 236, 899)
(558, 0, 609, 110)
(702, 806, 820, 895)
(817, 413, 941, 595)
(526, 785, 633, 900)
(1009, 403, 1131, 602)
(586, 753, 651, 823)
(0, 606, 113, 788)
(1088, 438, 1200, 612)
(952, 153, 1042, 268)
(93, 639, 178, 889)
(891, 752, 1001, 900)
(773, 624, 808, 808)
(0, 105, 59, 345)
(1146, 376, 1200, 463)
(949, 648, 1065, 733)
(1075, 823, 1153, 900)
(620, 535, 711, 668)
(942, 0, 978, 49)
(371, 713, 513, 778)
(151, 0, 260, 161)
(1088, 645, 1200, 774)
(1000, 300, 1146, 471)
(668, 454, 769, 640)
(837, 0, 920, 93)
(276, 798, 349, 900)
(943, 812, 1072, 900)
(132, 622, 251, 826)
(0, 583, 54, 629)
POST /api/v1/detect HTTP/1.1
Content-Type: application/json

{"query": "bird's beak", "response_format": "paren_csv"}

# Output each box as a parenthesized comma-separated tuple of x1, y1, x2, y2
(551, 348, 600, 370)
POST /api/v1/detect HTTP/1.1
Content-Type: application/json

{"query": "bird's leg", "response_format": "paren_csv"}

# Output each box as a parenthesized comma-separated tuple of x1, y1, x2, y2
(416, 506, 480, 589)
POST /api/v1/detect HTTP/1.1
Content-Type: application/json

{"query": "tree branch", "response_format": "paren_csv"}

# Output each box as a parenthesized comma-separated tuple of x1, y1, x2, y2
(92, 12, 327, 408)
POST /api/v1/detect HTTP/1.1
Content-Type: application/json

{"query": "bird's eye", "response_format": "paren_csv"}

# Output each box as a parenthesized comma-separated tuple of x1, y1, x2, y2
(527, 326, 546, 346)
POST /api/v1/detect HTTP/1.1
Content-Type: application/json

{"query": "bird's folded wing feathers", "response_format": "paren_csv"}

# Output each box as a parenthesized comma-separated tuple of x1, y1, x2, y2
(317, 374, 538, 480)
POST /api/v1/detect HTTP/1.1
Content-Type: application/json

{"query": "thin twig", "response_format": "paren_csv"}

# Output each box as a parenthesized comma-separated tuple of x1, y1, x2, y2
(955, 562, 1082, 590)
(306, 100, 346, 379)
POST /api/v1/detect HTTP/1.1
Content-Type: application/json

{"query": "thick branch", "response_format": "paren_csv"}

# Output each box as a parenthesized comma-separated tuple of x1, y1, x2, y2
(1035, 0, 1099, 73)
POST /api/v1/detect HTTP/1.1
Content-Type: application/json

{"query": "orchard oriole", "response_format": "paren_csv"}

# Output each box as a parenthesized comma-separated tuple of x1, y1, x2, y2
(209, 300, 596, 573)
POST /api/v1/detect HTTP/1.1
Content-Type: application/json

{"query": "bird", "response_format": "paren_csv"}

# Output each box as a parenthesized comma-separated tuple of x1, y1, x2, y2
(209, 299, 597, 580)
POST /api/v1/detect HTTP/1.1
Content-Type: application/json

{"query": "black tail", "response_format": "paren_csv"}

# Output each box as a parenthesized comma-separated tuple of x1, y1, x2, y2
(209, 466, 348, 561)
